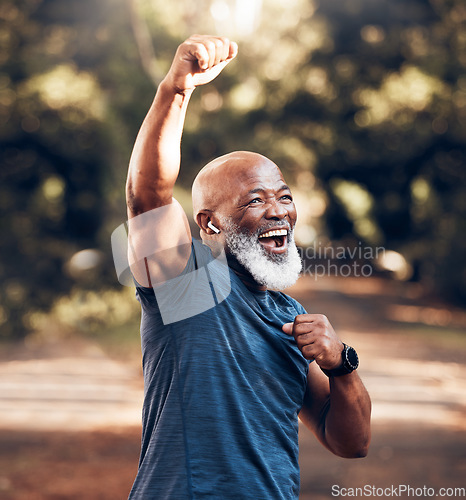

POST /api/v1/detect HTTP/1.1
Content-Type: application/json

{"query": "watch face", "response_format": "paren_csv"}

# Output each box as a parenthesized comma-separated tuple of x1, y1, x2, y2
(345, 346, 359, 370)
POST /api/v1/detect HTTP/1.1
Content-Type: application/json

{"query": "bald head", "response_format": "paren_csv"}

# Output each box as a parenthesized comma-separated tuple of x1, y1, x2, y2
(192, 151, 282, 218)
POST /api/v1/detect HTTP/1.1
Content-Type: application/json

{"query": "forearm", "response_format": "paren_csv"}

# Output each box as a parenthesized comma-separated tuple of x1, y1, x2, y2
(284, 316, 371, 458)
(125, 35, 237, 217)
(324, 372, 371, 458)
(126, 80, 193, 216)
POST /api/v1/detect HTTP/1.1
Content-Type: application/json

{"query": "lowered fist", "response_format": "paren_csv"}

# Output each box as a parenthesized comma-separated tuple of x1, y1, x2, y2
(282, 314, 344, 370)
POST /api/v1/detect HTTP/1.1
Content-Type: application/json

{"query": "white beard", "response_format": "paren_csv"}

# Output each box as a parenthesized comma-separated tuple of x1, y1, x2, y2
(221, 219, 302, 290)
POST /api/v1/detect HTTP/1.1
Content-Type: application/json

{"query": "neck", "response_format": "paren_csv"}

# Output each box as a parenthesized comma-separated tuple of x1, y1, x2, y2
(226, 254, 267, 292)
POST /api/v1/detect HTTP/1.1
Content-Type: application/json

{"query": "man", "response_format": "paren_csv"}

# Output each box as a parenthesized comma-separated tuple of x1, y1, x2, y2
(124, 35, 371, 499)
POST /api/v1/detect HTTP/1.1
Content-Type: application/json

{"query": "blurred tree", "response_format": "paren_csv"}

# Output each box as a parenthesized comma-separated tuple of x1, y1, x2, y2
(0, 0, 140, 340)
(181, 0, 466, 304)
(314, 0, 466, 305)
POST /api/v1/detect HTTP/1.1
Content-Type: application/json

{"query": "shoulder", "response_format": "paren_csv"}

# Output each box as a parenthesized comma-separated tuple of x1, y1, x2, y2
(134, 238, 202, 291)
(135, 238, 235, 323)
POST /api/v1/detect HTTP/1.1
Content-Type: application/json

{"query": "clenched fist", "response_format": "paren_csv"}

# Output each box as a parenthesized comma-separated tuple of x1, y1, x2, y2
(164, 35, 238, 94)
(282, 314, 344, 370)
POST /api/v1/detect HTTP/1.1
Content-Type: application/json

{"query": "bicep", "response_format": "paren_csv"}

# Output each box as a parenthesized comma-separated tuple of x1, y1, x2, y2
(127, 198, 192, 287)
(299, 361, 331, 446)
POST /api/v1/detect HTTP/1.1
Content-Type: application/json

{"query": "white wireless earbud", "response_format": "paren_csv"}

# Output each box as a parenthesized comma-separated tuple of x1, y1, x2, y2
(207, 221, 221, 234)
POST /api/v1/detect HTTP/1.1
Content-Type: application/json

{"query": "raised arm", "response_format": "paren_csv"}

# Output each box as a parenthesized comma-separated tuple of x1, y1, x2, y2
(126, 35, 238, 216)
(125, 35, 237, 286)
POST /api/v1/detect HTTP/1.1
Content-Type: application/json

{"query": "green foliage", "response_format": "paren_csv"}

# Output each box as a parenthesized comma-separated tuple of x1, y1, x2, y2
(1, 0, 465, 340)
(0, 0, 130, 339)
(179, 0, 466, 304)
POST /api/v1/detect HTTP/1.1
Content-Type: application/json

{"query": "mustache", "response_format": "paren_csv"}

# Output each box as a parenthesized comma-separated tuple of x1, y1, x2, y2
(220, 217, 294, 245)
(235, 221, 292, 238)
(254, 221, 293, 244)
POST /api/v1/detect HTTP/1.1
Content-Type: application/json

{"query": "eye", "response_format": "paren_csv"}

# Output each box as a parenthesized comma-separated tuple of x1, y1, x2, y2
(280, 194, 293, 202)
(248, 197, 262, 205)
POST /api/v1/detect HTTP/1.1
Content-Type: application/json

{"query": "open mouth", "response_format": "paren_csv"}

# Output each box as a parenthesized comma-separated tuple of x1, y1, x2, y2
(258, 228, 288, 253)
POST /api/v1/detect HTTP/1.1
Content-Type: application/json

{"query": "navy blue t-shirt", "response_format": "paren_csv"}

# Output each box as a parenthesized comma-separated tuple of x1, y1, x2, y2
(129, 240, 310, 499)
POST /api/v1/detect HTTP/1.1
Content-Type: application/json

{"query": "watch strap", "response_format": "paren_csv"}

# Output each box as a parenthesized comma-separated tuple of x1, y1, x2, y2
(321, 343, 359, 377)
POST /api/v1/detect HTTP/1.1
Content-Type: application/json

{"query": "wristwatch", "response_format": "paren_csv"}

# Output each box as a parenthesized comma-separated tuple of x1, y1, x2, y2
(322, 343, 359, 377)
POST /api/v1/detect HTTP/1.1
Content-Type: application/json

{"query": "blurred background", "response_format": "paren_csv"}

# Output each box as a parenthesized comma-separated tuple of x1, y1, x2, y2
(1, 0, 465, 343)
(0, 0, 465, 498)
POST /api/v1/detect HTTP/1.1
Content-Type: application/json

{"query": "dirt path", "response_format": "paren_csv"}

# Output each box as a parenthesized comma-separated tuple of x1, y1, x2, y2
(0, 340, 143, 431)
(0, 276, 465, 499)
(0, 331, 464, 433)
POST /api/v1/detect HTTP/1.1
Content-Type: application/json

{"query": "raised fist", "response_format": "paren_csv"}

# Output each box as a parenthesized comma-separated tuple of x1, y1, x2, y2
(165, 35, 238, 94)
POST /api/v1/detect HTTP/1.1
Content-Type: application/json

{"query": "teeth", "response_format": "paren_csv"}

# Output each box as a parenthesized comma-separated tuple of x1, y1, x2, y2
(259, 229, 288, 239)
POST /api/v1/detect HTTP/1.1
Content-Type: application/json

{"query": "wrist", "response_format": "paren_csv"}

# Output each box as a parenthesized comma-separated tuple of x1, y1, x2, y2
(322, 344, 359, 377)
(160, 76, 195, 99)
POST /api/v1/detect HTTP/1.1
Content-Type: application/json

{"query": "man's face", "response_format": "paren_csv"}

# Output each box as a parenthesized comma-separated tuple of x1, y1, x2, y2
(218, 158, 302, 289)
(222, 159, 297, 250)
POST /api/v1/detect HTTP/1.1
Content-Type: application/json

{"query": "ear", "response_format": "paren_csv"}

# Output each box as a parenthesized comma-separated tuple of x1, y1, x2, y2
(196, 212, 219, 235)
